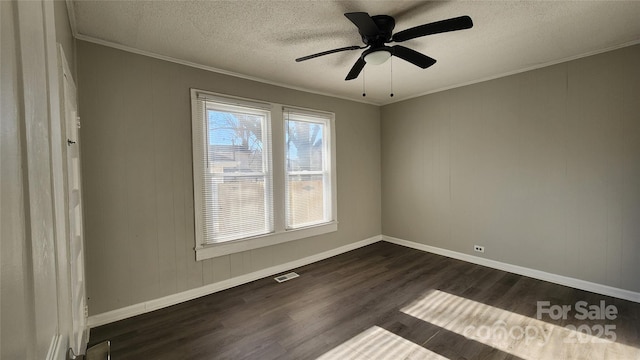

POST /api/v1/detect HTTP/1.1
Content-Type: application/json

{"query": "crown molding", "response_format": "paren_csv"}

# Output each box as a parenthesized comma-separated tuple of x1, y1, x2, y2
(73, 34, 380, 106)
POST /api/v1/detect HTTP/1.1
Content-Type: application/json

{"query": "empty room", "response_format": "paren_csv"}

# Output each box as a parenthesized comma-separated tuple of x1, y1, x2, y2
(2, 1, 640, 359)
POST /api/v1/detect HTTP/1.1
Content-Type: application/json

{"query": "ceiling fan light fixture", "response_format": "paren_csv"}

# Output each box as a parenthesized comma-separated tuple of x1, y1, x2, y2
(364, 50, 391, 65)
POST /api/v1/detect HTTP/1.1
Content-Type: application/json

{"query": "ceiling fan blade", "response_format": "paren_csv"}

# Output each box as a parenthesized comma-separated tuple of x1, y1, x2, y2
(392, 15, 473, 42)
(345, 57, 366, 80)
(344, 12, 379, 37)
(295, 46, 364, 62)
(391, 45, 436, 69)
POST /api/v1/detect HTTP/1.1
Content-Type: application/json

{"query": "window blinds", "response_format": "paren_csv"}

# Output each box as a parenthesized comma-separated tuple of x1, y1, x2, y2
(284, 108, 332, 229)
(192, 92, 273, 244)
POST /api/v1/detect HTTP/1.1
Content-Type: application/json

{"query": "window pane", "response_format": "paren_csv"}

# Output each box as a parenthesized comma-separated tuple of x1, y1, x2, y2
(207, 110, 264, 173)
(206, 176, 270, 242)
(286, 174, 325, 227)
(201, 105, 272, 243)
(284, 114, 331, 229)
(285, 120, 324, 172)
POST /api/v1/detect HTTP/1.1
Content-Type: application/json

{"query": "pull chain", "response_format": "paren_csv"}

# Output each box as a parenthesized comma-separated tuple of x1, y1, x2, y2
(390, 57, 394, 98)
(362, 68, 366, 97)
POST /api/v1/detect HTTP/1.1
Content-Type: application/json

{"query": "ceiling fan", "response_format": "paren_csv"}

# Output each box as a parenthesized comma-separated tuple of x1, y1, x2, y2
(295, 12, 473, 81)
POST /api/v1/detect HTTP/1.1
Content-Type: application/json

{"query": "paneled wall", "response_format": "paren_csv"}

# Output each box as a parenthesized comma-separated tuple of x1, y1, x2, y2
(382, 44, 640, 293)
(77, 41, 381, 315)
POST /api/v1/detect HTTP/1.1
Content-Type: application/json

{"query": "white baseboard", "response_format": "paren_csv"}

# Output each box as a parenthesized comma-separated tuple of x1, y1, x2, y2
(88, 233, 639, 328)
(88, 235, 382, 328)
(382, 235, 640, 303)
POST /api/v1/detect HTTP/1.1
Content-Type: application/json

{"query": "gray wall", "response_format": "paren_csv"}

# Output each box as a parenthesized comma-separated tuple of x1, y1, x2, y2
(77, 41, 381, 315)
(382, 44, 640, 293)
(1, 0, 76, 358)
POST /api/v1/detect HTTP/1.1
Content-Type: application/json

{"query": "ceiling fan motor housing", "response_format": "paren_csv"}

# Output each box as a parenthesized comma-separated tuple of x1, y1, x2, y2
(362, 15, 395, 46)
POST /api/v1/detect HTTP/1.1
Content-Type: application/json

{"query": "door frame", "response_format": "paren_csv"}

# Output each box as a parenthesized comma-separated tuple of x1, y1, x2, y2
(59, 43, 89, 355)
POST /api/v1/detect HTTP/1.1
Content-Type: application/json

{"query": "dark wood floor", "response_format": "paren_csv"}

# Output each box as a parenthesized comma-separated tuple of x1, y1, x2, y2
(89, 242, 640, 359)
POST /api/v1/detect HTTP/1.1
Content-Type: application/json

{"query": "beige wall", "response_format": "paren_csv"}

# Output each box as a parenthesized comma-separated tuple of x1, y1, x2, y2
(77, 41, 381, 315)
(382, 44, 640, 293)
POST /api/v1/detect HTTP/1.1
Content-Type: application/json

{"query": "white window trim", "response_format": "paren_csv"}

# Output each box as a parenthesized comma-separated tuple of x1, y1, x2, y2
(191, 89, 338, 261)
(283, 108, 334, 230)
(194, 222, 338, 260)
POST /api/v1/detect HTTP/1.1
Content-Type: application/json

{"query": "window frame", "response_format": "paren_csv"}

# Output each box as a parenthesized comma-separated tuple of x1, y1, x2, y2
(283, 108, 334, 230)
(204, 101, 273, 243)
(191, 89, 337, 261)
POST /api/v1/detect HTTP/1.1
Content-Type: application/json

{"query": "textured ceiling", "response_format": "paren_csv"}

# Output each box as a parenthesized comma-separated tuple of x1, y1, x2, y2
(72, 0, 640, 105)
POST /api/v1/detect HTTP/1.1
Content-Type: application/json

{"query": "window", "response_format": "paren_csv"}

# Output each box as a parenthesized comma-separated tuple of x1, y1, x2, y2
(284, 109, 332, 229)
(200, 101, 272, 243)
(191, 90, 337, 260)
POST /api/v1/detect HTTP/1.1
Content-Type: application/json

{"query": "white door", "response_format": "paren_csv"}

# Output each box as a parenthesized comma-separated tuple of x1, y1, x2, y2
(60, 47, 88, 355)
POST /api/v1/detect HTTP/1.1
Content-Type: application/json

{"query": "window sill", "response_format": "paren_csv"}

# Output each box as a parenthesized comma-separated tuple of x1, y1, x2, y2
(195, 221, 338, 261)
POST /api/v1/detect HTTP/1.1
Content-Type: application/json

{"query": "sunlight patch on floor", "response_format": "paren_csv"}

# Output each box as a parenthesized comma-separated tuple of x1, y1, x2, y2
(401, 290, 637, 360)
(316, 326, 447, 360)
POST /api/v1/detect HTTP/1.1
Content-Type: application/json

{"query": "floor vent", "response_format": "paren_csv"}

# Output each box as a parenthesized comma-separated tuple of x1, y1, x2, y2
(274, 272, 299, 283)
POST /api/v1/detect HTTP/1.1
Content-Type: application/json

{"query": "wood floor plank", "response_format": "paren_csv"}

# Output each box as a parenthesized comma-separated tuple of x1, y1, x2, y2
(89, 242, 640, 359)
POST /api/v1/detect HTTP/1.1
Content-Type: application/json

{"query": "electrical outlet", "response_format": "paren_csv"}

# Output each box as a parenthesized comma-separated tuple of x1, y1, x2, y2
(474, 245, 485, 253)
(84, 305, 89, 318)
